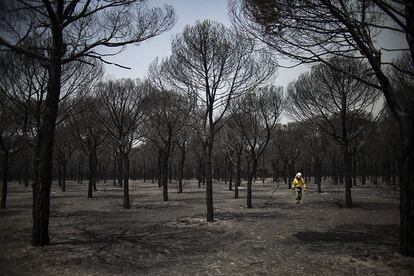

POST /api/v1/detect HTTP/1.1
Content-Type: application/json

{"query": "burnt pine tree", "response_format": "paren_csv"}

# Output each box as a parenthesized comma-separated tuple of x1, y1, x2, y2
(144, 87, 191, 201)
(232, 0, 414, 256)
(96, 79, 148, 209)
(159, 20, 276, 221)
(70, 97, 107, 198)
(231, 85, 282, 208)
(286, 57, 380, 207)
(0, 0, 175, 246)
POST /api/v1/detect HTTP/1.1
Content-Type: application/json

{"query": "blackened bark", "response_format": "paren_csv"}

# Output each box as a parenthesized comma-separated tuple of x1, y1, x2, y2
(399, 115, 414, 256)
(343, 149, 353, 208)
(206, 142, 214, 222)
(158, 148, 162, 188)
(118, 147, 123, 187)
(1, 150, 8, 209)
(246, 156, 258, 209)
(235, 149, 242, 199)
(123, 153, 130, 209)
(143, 161, 146, 182)
(228, 157, 233, 191)
(61, 160, 67, 192)
(178, 146, 186, 193)
(113, 153, 117, 186)
(32, 38, 62, 246)
(87, 154, 96, 198)
(162, 152, 169, 201)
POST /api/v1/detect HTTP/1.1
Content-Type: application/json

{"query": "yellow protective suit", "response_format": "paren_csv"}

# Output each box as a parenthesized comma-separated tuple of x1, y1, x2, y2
(292, 177, 306, 189)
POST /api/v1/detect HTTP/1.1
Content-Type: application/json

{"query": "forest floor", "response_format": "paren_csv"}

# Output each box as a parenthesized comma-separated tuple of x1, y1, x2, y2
(0, 178, 413, 276)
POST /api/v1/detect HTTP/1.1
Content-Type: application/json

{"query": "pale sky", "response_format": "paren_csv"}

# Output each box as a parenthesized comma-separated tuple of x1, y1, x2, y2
(104, 0, 408, 124)
(104, 0, 308, 90)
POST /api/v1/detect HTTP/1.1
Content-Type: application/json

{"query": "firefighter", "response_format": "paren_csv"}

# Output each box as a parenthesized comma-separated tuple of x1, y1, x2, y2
(292, 172, 306, 206)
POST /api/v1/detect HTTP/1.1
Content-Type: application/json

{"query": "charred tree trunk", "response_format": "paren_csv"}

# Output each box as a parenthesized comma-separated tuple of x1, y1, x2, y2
(246, 156, 258, 209)
(178, 145, 186, 194)
(162, 152, 169, 201)
(343, 148, 353, 208)
(206, 141, 214, 222)
(112, 153, 117, 186)
(262, 156, 265, 183)
(398, 114, 414, 256)
(123, 152, 130, 209)
(1, 150, 9, 209)
(197, 160, 202, 188)
(235, 149, 242, 199)
(32, 38, 62, 246)
(118, 147, 123, 187)
(228, 157, 233, 191)
(158, 148, 162, 188)
(61, 159, 67, 192)
(87, 154, 96, 199)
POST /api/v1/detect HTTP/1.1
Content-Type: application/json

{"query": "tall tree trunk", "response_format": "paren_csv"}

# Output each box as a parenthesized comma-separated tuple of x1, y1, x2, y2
(399, 116, 414, 256)
(262, 156, 265, 183)
(235, 149, 242, 199)
(246, 156, 257, 209)
(206, 141, 214, 222)
(143, 161, 146, 182)
(178, 146, 186, 193)
(92, 155, 98, 191)
(118, 147, 123, 187)
(316, 161, 322, 193)
(113, 153, 117, 186)
(32, 41, 62, 246)
(224, 159, 228, 185)
(57, 159, 62, 188)
(1, 150, 9, 209)
(343, 148, 353, 208)
(158, 148, 162, 188)
(87, 154, 95, 198)
(197, 159, 202, 188)
(162, 152, 169, 201)
(61, 160, 66, 192)
(228, 157, 233, 191)
(123, 152, 130, 209)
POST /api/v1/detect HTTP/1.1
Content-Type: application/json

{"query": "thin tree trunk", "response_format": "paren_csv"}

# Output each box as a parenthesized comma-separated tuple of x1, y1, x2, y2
(1, 150, 9, 209)
(123, 153, 130, 209)
(235, 150, 242, 199)
(162, 152, 169, 201)
(398, 116, 414, 256)
(158, 148, 162, 188)
(118, 147, 123, 187)
(93, 155, 98, 191)
(61, 160, 66, 192)
(343, 148, 353, 208)
(88, 154, 95, 198)
(206, 142, 214, 222)
(178, 146, 185, 193)
(247, 157, 257, 209)
(228, 157, 233, 191)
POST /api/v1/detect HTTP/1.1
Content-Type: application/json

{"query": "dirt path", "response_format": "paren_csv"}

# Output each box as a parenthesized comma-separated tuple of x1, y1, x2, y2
(0, 179, 413, 275)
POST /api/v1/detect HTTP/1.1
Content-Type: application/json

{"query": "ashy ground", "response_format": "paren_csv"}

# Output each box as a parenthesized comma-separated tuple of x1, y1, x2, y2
(0, 178, 413, 275)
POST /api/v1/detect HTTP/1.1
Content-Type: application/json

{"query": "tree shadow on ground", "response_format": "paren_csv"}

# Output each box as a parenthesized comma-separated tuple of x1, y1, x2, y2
(215, 210, 288, 222)
(48, 222, 239, 274)
(292, 223, 399, 251)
